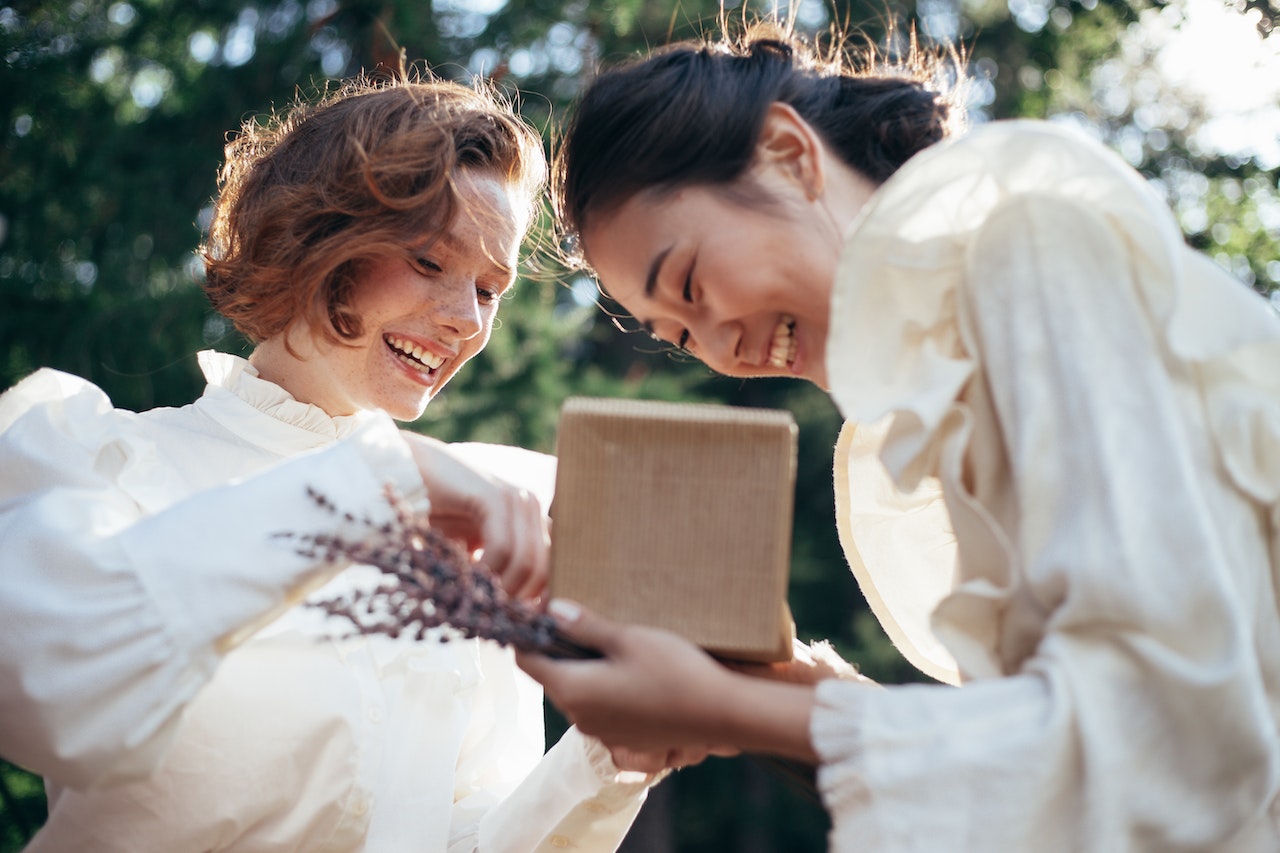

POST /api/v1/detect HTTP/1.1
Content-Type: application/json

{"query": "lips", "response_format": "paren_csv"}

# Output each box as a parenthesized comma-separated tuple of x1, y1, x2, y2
(767, 315, 796, 369)
(384, 334, 446, 371)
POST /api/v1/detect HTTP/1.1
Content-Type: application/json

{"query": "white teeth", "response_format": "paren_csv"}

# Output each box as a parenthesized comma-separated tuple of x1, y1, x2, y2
(386, 335, 445, 370)
(767, 315, 796, 369)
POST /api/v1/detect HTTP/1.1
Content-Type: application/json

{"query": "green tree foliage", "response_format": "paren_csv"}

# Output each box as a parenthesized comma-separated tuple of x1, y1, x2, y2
(1, 0, 1277, 849)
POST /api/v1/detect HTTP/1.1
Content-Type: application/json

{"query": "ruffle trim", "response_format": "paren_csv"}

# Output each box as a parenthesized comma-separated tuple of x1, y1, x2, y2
(810, 679, 876, 833)
(824, 119, 1280, 683)
(832, 419, 961, 684)
(196, 350, 378, 454)
(575, 729, 668, 795)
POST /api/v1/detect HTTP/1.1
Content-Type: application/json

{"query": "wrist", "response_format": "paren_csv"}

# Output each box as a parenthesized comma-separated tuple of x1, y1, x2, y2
(714, 670, 819, 763)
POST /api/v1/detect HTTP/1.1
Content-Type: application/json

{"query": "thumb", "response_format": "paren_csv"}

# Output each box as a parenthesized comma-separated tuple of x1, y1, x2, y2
(546, 599, 620, 656)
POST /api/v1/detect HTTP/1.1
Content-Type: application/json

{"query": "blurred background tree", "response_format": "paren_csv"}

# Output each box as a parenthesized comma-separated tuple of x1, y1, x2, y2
(1, 0, 1276, 849)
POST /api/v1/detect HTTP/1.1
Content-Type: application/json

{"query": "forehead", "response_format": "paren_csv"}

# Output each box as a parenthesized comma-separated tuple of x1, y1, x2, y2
(581, 189, 688, 307)
(447, 170, 530, 252)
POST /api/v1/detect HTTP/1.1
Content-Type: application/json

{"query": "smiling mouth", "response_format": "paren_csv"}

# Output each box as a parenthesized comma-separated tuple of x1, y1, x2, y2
(385, 334, 446, 372)
(767, 315, 796, 369)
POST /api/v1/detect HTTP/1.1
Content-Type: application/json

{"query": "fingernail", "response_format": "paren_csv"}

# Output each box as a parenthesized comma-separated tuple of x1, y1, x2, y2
(548, 598, 581, 622)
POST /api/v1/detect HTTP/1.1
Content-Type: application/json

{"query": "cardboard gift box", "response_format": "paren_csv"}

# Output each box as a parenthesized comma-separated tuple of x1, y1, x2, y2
(549, 397, 798, 663)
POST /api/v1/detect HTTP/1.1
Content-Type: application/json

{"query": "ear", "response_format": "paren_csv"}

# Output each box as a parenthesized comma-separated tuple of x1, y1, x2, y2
(754, 102, 824, 200)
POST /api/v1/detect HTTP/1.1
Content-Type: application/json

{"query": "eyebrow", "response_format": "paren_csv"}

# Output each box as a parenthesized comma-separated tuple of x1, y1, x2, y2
(634, 245, 674, 337)
(644, 245, 673, 298)
(434, 231, 516, 280)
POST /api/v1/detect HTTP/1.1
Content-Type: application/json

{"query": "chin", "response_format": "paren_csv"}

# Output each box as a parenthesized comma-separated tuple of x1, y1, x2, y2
(381, 397, 432, 423)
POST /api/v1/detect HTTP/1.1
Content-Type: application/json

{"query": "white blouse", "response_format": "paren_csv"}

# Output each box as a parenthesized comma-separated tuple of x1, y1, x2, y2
(0, 350, 651, 852)
(813, 120, 1280, 851)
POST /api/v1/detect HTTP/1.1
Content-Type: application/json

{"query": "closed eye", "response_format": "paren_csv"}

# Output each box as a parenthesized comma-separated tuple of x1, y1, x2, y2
(640, 322, 690, 352)
(677, 259, 696, 348)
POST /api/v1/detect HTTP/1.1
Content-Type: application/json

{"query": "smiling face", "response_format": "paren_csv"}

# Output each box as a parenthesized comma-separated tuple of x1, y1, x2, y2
(253, 170, 528, 420)
(583, 179, 840, 389)
(575, 104, 878, 391)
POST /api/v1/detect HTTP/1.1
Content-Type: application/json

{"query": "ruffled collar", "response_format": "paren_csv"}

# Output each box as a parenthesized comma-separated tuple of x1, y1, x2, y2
(824, 118, 1176, 487)
(194, 350, 379, 455)
(823, 133, 980, 489)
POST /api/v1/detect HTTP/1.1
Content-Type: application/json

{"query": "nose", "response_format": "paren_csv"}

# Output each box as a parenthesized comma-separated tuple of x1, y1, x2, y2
(434, 278, 484, 340)
(691, 318, 743, 374)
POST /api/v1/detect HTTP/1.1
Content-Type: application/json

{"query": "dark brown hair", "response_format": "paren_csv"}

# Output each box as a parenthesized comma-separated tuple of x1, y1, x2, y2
(202, 73, 545, 344)
(554, 23, 963, 251)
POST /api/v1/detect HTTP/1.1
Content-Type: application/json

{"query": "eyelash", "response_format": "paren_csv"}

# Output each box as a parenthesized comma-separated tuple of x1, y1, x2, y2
(412, 257, 442, 275)
(676, 269, 693, 350)
(414, 258, 503, 307)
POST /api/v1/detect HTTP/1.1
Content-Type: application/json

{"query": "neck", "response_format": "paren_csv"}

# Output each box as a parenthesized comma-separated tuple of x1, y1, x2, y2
(819, 153, 879, 239)
(249, 331, 352, 417)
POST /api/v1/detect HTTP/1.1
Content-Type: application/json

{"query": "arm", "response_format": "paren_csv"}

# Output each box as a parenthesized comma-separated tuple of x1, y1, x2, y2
(815, 194, 1277, 850)
(0, 376, 427, 789)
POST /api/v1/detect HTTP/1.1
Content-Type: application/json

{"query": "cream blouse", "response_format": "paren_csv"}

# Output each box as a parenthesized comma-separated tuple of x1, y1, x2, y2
(0, 351, 650, 852)
(813, 120, 1280, 850)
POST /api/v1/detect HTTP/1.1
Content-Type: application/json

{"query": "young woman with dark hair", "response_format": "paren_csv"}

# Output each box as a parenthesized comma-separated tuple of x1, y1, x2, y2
(0, 74, 660, 851)
(520, 24, 1280, 851)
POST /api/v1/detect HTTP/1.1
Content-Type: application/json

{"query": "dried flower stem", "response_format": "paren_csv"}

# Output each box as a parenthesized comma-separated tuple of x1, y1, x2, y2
(279, 484, 597, 659)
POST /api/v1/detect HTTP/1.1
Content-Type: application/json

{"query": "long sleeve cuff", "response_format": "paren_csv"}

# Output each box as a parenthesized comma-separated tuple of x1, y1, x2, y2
(811, 678, 874, 833)
(477, 727, 658, 853)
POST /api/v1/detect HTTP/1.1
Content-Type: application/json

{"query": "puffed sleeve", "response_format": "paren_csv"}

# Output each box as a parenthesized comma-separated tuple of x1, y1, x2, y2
(813, 195, 1280, 850)
(0, 369, 426, 790)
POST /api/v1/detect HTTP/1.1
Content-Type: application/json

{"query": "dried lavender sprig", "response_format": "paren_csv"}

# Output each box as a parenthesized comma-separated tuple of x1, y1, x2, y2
(281, 484, 598, 659)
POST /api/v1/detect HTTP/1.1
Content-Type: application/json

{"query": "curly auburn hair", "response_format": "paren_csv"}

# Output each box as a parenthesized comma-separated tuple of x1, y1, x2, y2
(202, 74, 546, 344)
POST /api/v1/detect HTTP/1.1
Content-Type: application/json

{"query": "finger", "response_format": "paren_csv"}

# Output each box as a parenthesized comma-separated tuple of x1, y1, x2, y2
(428, 515, 482, 553)
(722, 660, 775, 677)
(501, 488, 548, 599)
(511, 498, 549, 600)
(513, 643, 596, 693)
(610, 747, 667, 775)
(666, 747, 715, 769)
(515, 601, 623, 688)
(475, 511, 515, 585)
(513, 646, 558, 683)
(526, 494, 551, 598)
(493, 488, 538, 598)
(544, 599, 622, 656)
